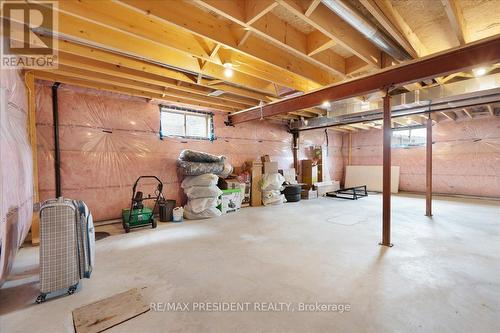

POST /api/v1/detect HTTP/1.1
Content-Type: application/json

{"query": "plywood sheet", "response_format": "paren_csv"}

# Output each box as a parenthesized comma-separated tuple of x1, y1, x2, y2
(72, 288, 149, 333)
(345, 165, 400, 193)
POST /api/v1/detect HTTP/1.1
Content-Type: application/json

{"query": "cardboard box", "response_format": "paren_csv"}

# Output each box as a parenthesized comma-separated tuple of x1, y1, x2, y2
(313, 180, 340, 196)
(218, 178, 250, 206)
(251, 160, 263, 206)
(302, 189, 318, 199)
(263, 161, 278, 174)
(218, 189, 242, 214)
(301, 160, 318, 185)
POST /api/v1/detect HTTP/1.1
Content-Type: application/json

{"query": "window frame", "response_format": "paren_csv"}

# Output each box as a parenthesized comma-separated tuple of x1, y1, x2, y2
(391, 125, 427, 148)
(159, 105, 214, 141)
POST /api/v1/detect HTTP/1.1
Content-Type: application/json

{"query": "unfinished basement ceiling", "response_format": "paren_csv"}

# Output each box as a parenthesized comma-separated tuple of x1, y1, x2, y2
(12, 0, 496, 120)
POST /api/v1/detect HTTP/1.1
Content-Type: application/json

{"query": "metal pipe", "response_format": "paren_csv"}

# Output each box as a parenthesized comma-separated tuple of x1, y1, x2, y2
(52, 82, 61, 198)
(322, 0, 412, 61)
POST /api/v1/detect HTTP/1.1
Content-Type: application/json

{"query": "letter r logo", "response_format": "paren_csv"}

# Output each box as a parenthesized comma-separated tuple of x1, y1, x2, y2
(2, 2, 54, 55)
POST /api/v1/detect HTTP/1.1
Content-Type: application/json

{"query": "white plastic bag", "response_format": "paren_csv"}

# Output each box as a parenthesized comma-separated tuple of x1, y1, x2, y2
(184, 206, 222, 220)
(260, 173, 285, 191)
(181, 173, 219, 189)
(184, 185, 223, 199)
(262, 193, 286, 206)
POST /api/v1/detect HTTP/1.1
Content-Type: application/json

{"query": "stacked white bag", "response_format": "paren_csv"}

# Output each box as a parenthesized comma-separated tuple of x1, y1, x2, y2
(260, 173, 286, 206)
(181, 174, 223, 219)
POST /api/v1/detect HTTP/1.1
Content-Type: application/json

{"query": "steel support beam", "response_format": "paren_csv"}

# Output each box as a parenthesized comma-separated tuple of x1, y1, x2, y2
(229, 36, 500, 124)
(380, 93, 392, 247)
(426, 114, 433, 216)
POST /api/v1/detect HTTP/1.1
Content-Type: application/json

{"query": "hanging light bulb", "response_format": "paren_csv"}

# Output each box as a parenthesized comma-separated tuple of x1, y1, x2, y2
(322, 101, 330, 108)
(473, 67, 487, 77)
(223, 63, 233, 77)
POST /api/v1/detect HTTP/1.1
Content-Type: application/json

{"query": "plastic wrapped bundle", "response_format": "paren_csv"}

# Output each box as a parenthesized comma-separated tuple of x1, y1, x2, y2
(184, 185, 222, 199)
(181, 173, 223, 220)
(261, 173, 286, 206)
(177, 160, 225, 176)
(181, 173, 219, 188)
(185, 197, 220, 214)
(184, 206, 222, 220)
(179, 149, 226, 163)
(218, 161, 234, 179)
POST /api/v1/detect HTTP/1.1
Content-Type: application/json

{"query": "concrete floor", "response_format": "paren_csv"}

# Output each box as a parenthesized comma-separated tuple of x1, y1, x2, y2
(1, 194, 499, 333)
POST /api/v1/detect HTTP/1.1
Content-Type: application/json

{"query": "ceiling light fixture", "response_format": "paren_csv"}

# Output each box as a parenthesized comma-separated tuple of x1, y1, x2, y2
(223, 62, 233, 78)
(473, 67, 487, 77)
(322, 101, 330, 108)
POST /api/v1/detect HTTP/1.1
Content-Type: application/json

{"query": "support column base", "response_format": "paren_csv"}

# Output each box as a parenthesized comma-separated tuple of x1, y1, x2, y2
(378, 242, 394, 247)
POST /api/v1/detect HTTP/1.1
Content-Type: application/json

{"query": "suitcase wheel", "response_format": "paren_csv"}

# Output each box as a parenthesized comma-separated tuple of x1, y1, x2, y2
(68, 284, 78, 295)
(36, 294, 46, 304)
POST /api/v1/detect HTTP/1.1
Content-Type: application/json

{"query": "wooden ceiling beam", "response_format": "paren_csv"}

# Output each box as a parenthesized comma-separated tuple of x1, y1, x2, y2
(245, 0, 278, 25)
(39, 66, 238, 112)
(277, 0, 381, 68)
(34, 72, 232, 113)
(51, 38, 271, 102)
(57, 53, 254, 109)
(119, 0, 337, 88)
(486, 104, 495, 117)
(462, 108, 473, 119)
(306, 30, 336, 56)
(441, 0, 468, 45)
(51, 10, 278, 96)
(440, 111, 457, 121)
(359, 0, 419, 58)
(56, 1, 309, 93)
(248, 11, 345, 76)
(304, 0, 322, 17)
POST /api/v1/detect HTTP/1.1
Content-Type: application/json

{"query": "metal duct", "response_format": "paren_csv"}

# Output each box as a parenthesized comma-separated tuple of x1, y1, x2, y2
(321, 0, 412, 61)
(291, 72, 500, 131)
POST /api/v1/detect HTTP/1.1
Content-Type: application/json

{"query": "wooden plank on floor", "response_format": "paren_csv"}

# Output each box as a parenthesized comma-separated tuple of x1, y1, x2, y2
(72, 288, 149, 333)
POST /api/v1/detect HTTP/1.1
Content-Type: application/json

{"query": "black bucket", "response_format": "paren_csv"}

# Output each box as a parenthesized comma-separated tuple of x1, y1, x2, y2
(159, 199, 176, 222)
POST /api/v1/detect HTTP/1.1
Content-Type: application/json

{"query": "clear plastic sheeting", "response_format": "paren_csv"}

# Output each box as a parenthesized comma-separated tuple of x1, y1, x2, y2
(35, 81, 293, 221)
(1, 69, 33, 285)
(299, 129, 344, 182)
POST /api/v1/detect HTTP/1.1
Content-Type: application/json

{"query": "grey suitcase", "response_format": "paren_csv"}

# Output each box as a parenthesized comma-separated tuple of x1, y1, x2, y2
(37, 197, 95, 303)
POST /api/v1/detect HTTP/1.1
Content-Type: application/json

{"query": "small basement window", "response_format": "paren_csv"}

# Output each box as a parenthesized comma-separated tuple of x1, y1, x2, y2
(392, 127, 426, 148)
(160, 106, 214, 140)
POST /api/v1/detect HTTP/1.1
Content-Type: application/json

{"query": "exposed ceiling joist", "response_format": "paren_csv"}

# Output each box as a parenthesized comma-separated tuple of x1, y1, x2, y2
(277, 0, 381, 69)
(51, 38, 270, 102)
(34, 72, 232, 113)
(441, 0, 468, 45)
(190, 0, 346, 78)
(359, 0, 419, 58)
(440, 111, 457, 120)
(55, 1, 309, 93)
(57, 53, 255, 108)
(39, 66, 238, 112)
(119, 0, 338, 88)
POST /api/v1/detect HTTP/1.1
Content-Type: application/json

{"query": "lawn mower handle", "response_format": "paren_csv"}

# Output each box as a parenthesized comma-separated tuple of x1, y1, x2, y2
(132, 176, 163, 193)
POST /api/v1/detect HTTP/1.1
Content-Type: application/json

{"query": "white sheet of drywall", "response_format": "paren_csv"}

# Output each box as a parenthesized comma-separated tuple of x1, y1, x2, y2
(345, 165, 400, 193)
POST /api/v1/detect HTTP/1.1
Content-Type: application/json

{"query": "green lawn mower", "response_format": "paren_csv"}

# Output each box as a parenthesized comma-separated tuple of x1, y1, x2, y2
(122, 176, 163, 233)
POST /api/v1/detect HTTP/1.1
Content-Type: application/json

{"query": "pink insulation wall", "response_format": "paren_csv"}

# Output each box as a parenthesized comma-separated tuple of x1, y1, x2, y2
(299, 129, 345, 182)
(0, 69, 33, 285)
(347, 117, 500, 197)
(35, 81, 294, 221)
